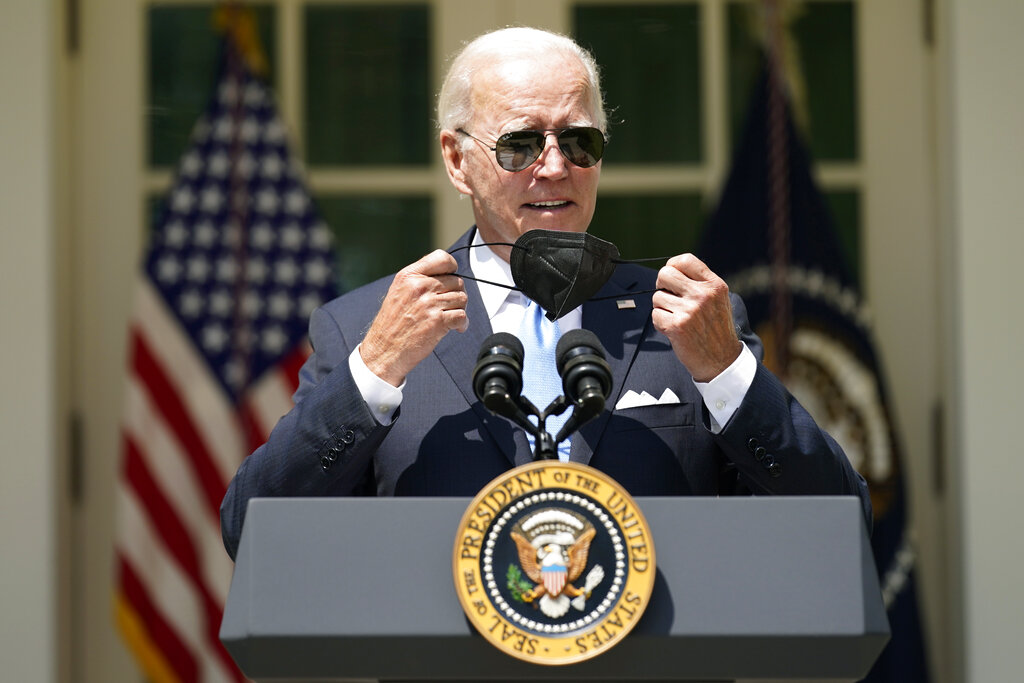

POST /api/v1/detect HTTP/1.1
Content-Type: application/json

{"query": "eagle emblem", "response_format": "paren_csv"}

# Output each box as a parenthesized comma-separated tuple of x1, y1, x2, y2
(509, 509, 605, 618)
(454, 461, 656, 664)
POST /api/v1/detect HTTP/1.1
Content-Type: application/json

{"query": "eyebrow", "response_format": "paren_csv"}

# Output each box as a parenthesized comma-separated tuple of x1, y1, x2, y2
(500, 121, 595, 134)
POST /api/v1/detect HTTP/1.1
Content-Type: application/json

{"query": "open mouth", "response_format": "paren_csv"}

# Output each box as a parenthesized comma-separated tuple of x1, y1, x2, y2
(526, 200, 570, 209)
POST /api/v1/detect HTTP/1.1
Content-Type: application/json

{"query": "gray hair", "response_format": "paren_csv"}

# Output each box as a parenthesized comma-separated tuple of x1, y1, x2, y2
(437, 27, 607, 134)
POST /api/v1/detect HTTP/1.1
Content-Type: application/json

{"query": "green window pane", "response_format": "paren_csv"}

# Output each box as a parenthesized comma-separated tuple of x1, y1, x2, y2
(148, 5, 277, 167)
(316, 196, 432, 290)
(146, 193, 164, 243)
(727, 1, 857, 161)
(574, 4, 702, 163)
(824, 189, 861, 287)
(588, 193, 705, 264)
(305, 6, 431, 166)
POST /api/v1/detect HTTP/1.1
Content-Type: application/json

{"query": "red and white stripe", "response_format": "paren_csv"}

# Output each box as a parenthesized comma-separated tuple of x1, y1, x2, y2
(543, 566, 568, 597)
(115, 279, 307, 682)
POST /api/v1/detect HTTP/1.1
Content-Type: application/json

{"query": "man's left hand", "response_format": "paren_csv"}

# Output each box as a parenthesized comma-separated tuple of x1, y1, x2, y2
(651, 254, 742, 382)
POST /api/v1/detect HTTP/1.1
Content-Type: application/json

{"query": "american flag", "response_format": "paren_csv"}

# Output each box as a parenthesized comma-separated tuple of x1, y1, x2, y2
(114, 32, 337, 682)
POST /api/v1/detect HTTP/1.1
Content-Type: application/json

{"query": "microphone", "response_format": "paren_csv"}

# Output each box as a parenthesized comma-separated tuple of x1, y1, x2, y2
(554, 329, 613, 444)
(473, 332, 566, 460)
(472, 333, 535, 427)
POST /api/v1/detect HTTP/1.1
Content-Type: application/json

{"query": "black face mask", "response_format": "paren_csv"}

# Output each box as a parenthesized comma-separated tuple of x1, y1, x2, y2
(451, 229, 665, 321)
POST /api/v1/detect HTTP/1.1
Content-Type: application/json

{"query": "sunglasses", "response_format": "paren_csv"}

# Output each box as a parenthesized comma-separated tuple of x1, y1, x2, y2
(457, 127, 607, 172)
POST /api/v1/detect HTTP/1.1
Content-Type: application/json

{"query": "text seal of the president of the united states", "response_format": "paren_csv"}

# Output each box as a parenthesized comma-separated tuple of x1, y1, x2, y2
(453, 461, 656, 665)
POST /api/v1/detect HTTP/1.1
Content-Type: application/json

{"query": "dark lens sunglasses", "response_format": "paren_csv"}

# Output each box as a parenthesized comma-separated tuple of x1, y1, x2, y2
(457, 127, 607, 172)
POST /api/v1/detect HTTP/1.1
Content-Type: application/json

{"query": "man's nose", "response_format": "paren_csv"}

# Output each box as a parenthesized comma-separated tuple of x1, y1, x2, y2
(533, 132, 569, 178)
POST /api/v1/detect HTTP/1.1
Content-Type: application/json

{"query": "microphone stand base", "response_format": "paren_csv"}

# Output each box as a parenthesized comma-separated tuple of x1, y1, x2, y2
(532, 432, 559, 461)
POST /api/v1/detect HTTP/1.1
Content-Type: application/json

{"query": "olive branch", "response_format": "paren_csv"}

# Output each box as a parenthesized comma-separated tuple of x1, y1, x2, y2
(506, 564, 534, 603)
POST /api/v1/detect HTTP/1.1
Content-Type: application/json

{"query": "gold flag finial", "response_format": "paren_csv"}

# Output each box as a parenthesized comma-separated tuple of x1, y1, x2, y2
(213, 3, 269, 78)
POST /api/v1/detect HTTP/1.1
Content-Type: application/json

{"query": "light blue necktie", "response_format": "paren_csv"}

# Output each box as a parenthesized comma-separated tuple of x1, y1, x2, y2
(518, 299, 571, 461)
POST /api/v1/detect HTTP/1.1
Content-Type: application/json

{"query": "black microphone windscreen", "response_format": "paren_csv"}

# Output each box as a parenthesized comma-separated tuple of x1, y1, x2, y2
(478, 332, 524, 362)
(556, 328, 604, 367)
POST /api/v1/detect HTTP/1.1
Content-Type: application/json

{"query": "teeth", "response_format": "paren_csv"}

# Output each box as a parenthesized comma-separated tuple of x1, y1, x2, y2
(530, 200, 568, 208)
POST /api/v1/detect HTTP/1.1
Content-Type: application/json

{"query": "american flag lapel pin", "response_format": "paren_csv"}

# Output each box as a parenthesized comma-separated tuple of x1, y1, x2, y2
(616, 299, 636, 310)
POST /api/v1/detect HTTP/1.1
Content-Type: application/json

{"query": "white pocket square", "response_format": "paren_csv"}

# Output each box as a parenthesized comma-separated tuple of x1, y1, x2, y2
(615, 388, 681, 410)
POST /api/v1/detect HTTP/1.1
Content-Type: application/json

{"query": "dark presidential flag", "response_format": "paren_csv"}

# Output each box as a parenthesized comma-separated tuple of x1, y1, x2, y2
(114, 11, 337, 682)
(698, 60, 930, 683)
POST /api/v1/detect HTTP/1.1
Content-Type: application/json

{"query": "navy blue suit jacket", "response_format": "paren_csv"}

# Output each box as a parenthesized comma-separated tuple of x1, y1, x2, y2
(221, 228, 871, 559)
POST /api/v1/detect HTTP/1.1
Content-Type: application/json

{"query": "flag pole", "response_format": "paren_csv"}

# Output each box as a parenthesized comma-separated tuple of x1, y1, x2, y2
(214, 2, 269, 449)
(764, 0, 792, 379)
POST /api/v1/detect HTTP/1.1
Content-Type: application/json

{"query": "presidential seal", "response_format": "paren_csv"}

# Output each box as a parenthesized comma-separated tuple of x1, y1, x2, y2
(452, 461, 655, 665)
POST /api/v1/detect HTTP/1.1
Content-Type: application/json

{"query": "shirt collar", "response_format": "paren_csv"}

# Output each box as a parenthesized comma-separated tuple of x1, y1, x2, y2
(469, 228, 518, 321)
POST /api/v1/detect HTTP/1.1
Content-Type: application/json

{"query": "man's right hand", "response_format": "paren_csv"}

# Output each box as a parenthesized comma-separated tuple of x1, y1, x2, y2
(359, 249, 469, 387)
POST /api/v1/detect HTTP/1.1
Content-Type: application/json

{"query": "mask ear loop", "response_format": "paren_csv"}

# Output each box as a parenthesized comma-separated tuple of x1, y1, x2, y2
(447, 242, 525, 290)
(448, 243, 520, 254)
(613, 256, 672, 264)
(585, 256, 671, 300)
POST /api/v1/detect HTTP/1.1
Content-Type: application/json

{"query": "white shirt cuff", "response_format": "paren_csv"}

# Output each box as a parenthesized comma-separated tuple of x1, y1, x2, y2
(692, 342, 757, 433)
(348, 343, 404, 425)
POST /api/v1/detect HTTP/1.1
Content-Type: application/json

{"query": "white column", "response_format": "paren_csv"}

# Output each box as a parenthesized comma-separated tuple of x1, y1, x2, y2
(0, 0, 58, 680)
(940, 0, 1024, 680)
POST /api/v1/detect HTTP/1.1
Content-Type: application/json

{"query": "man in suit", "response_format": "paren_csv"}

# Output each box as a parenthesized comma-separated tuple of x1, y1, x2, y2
(220, 27, 870, 560)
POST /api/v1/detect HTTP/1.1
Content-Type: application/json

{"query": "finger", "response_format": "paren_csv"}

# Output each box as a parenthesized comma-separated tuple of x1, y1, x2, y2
(650, 288, 681, 313)
(665, 252, 716, 282)
(431, 273, 466, 293)
(443, 308, 469, 333)
(408, 249, 458, 276)
(655, 264, 693, 297)
(649, 307, 672, 334)
(435, 289, 468, 311)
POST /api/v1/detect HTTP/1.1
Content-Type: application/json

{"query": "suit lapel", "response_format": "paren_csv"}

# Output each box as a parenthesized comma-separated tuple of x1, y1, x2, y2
(570, 266, 653, 465)
(432, 228, 528, 466)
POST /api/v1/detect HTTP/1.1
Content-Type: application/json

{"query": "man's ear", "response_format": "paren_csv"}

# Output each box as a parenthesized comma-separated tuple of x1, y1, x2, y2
(440, 130, 472, 196)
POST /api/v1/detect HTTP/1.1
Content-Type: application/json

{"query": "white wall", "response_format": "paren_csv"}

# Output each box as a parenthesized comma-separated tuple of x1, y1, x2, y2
(942, 0, 1024, 680)
(0, 0, 58, 680)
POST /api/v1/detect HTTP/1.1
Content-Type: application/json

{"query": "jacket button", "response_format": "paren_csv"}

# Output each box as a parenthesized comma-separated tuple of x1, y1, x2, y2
(320, 455, 333, 471)
(340, 429, 355, 445)
(768, 463, 782, 478)
(754, 446, 767, 462)
(763, 454, 776, 467)
(327, 446, 341, 462)
(747, 438, 760, 452)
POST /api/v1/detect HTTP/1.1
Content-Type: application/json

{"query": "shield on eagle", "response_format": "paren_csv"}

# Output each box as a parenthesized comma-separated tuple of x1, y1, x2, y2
(542, 559, 568, 596)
